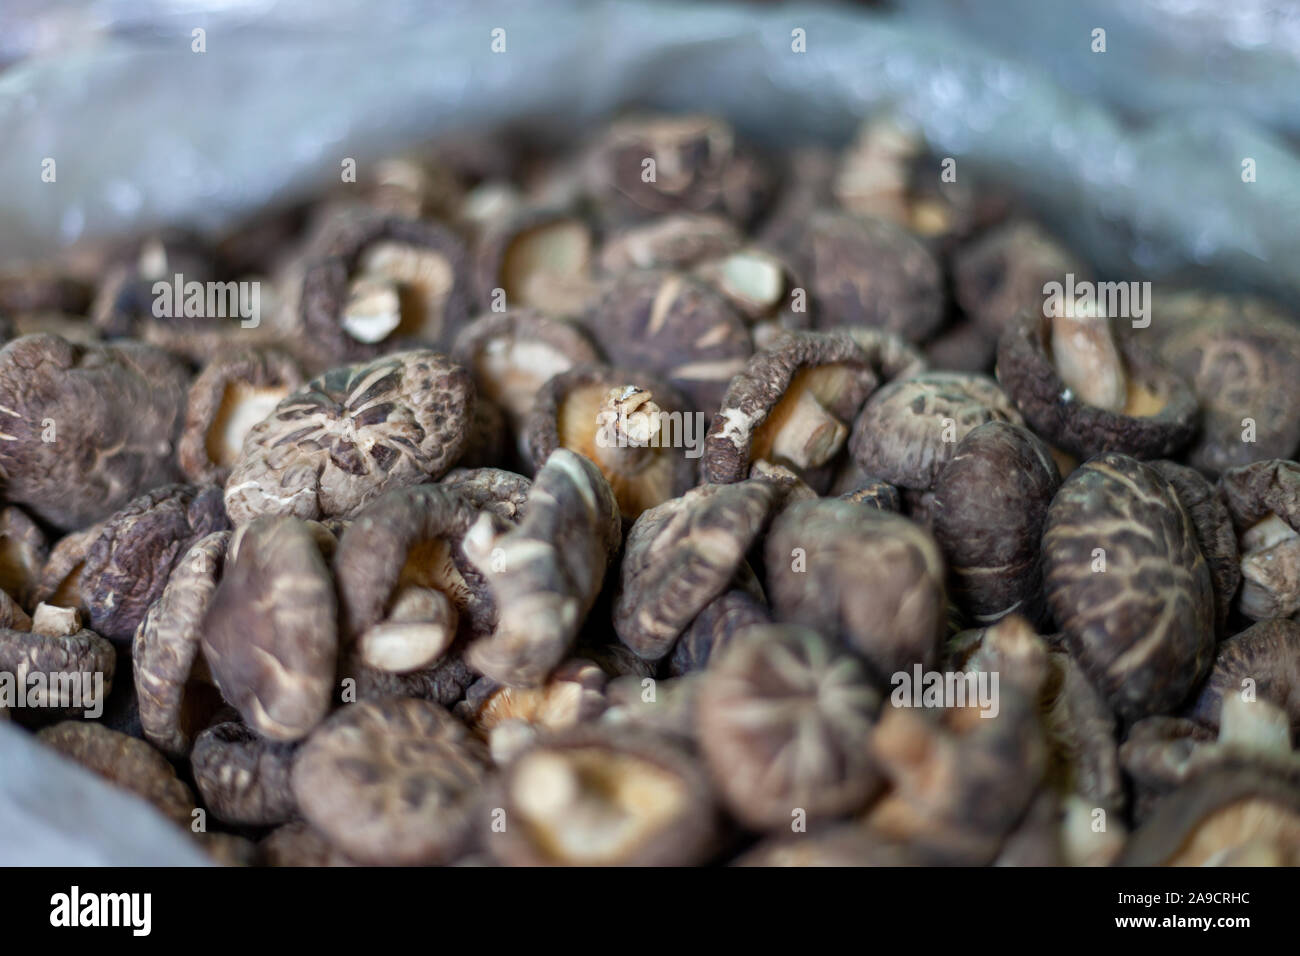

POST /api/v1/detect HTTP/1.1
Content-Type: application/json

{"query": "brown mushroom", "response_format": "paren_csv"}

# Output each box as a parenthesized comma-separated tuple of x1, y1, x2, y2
(178, 349, 305, 486)
(1185, 619, 1300, 738)
(522, 365, 696, 520)
(291, 697, 489, 865)
(0, 505, 48, 610)
(473, 208, 598, 317)
(0, 334, 190, 531)
(223, 349, 474, 525)
(1219, 459, 1300, 621)
(201, 517, 338, 741)
(598, 213, 742, 274)
(259, 821, 360, 867)
(667, 588, 771, 677)
(190, 720, 298, 826)
(0, 604, 115, 718)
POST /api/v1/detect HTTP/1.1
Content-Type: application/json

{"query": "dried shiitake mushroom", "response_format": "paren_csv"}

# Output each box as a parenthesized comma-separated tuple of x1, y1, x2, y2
(178, 349, 305, 486)
(450, 309, 601, 441)
(697, 624, 882, 830)
(342, 651, 477, 709)
(667, 587, 770, 678)
(600, 673, 700, 742)
(473, 208, 597, 317)
(931, 420, 1060, 626)
(582, 114, 771, 226)
(1220, 459, 1300, 622)
(0, 505, 47, 610)
(580, 269, 752, 414)
(298, 217, 472, 365)
(31, 520, 106, 612)
(224, 349, 474, 524)
(702, 330, 880, 487)
(201, 517, 338, 741)
(522, 365, 696, 520)
(1186, 619, 1300, 738)
(463, 450, 621, 687)
(191, 720, 298, 826)
(766, 499, 946, 686)
(849, 371, 1022, 491)
(0, 589, 30, 632)
(598, 213, 742, 274)
(0, 605, 115, 717)
(291, 697, 489, 866)
(488, 726, 717, 866)
(1042, 453, 1215, 721)
(334, 485, 488, 674)
(1039, 648, 1125, 816)
(797, 210, 944, 342)
(614, 478, 785, 663)
(90, 232, 223, 339)
(133, 530, 231, 756)
(37, 721, 195, 829)
(1155, 294, 1300, 475)
(952, 219, 1090, 343)
(0, 334, 190, 531)
(77, 484, 230, 644)
(995, 308, 1198, 460)
(440, 466, 532, 523)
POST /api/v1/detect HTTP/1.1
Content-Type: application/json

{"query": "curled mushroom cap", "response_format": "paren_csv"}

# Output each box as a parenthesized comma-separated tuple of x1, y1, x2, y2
(766, 499, 947, 685)
(201, 516, 338, 741)
(932, 420, 1060, 626)
(298, 216, 471, 365)
(224, 349, 475, 525)
(191, 720, 298, 827)
(0, 505, 48, 610)
(523, 364, 697, 520)
(473, 208, 597, 317)
(133, 530, 232, 756)
(489, 726, 717, 866)
(1220, 459, 1300, 621)
(1186, 619, 1300, 739)
(37, 721, 195, 829)
(697, 624, 882, 830)
(1043, 454, 1215, 722)
(995, 309, 1197, 460)
(580, 269, 752, 414)
(464, 449, 621, 687)
(292, 697, 489, 866)
(1155, 295, 1300, 475)
(849, 371, 1023, 491)
(798, 210, 944, 342)
(703, 330, 882, 486)
(0, 334, 189, 531)
(178, 349, 305, 486)
(614, 478, 785, 663)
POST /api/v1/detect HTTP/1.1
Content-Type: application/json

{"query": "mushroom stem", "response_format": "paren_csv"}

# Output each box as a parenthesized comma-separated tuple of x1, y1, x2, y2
(594, 386, 664, 474)
(30, 602, 81, 637)
(342, 275, 402, 344)
(1048, 309, 1127, 411)
(766, 385, 847, 470)
(357, 586, 457, 674)
(1218, 695, 1292, 756)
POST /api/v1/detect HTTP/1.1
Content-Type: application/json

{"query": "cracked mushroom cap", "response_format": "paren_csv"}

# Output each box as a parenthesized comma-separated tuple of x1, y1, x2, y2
(799, 210, 945, 342)
(223, 349, 475, 525)
(0, 334, 190, 531)
(580, 269, 752, 414)
(178, 349, 305, 486)
(1220, 459, 1300, 621)
(0, 505, 48, 610)
(0, 606, 115, 717)
(298, 217, 472, 366)
(849, 370, 1023, 491)
(464, 449, 621, 688)
(334, 485, 491, 675)
(995, 309, 1198, 460)
(78, 483, 231, 644)
(1043, 454, 1215, 722)
(766, 499, 947, 685)
(697, 624, 883, 830)
(1120, 767, 1300, 866)
(488, 725, 717, 866)
(133, 530, 231, 756)
(291, 697, 489, 866)
(522, 364, 697, 520)
(473, 207, 597, 317)
(37, 721, 195, 829)
(1186, 619, 1300, 739)
(191, 720, 298, 827)
(1155, 296, 1300, 475)
(702, 330, 879, 486)
(201, 516, 338, 742)
(931, 420, 1060, 626)
(613, 478, 784, 663)
(1150, 460, 1240, 635)
(450, 308, 601, 438)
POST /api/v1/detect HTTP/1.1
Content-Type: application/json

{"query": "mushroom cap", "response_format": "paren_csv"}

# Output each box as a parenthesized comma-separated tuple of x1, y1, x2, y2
(0, 504, 49, 610)
(1220, 458, 1300, 532)
(995, 311, 1198, 460)
(613, 478, 784, 662)
(0, 623, 115, 716)
(201, 516, 338, 741)
(1186, 619, 1300, 738)
(191, 720, 298, 826)
(224, 349, 475, 524)
(598, 213, 743, 274)
(440, 466, 532, 523)
(133, 529, 231, 756)
(697, 623, 882, 830)
(1043, 453, 1215, 721)
(291, 697, 489, 865)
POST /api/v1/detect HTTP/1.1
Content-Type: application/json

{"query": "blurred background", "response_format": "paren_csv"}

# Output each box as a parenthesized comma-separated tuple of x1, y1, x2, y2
(1, 0, 1298, 298)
